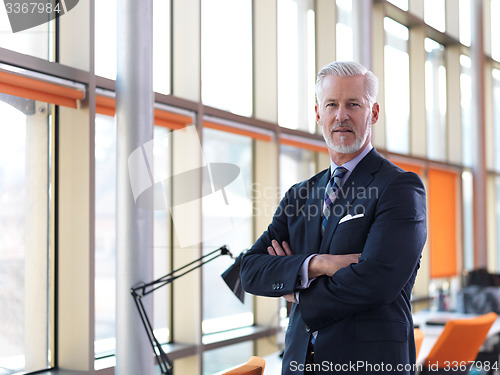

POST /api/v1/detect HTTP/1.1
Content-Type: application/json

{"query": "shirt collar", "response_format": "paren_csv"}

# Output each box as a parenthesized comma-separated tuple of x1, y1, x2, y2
(330, 143, 373, 177)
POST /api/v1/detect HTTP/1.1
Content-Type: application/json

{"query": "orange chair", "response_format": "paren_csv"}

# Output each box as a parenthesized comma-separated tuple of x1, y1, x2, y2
(414, 327, 425, 359)
(420, 312, 497, 374)
(221, 356, 266, 375)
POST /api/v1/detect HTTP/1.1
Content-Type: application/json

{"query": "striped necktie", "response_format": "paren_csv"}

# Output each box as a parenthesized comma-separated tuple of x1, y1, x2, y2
(321, 166, 348, 234)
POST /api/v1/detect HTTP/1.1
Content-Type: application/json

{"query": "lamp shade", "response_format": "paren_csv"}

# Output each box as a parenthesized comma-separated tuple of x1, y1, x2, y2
(221, 252, 245, 303)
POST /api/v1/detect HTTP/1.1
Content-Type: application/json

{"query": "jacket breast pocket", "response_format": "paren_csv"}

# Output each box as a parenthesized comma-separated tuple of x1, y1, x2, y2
(329, 217, 370, 254)
(335, 215, 368, 232)
(354, 319, 408, 343)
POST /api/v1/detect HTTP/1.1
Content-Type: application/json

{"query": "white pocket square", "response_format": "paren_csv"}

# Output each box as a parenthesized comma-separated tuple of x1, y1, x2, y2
(339, 213, 364, 224)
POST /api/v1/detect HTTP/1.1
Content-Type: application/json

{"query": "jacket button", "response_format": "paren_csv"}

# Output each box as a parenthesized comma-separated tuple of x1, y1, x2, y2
(305, 325, 310, 332)
(272, 283, 276, 290)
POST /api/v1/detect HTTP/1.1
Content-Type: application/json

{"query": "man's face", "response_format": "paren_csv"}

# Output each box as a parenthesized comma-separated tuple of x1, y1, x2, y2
(315, 75, 379, 158)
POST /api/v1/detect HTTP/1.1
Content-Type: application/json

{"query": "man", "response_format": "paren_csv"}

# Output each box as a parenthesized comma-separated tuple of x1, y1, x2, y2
(240, 61, 427, 374)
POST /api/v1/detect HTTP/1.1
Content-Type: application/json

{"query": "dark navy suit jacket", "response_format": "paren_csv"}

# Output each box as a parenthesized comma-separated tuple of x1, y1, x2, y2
(240, 149, 427, 374)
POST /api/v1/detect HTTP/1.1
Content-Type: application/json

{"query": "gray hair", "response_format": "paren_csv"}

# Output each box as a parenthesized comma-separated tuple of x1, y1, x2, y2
(315, 61, 379, 105)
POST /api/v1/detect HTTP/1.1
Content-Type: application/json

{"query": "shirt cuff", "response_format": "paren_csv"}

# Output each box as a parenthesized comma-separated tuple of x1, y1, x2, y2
(296, 254, 317, 289)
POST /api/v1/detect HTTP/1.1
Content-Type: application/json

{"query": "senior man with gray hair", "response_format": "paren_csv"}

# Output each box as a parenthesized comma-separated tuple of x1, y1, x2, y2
(240, 61, 427, 375)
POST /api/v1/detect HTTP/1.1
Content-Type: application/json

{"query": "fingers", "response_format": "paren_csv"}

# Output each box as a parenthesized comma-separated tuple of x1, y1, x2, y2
(283, 293, 298, 304)
(267, 239, 293, 256)
(336, 253, 361, 267)
(349, 253, 361, 263)
(282, 241, 294, 256)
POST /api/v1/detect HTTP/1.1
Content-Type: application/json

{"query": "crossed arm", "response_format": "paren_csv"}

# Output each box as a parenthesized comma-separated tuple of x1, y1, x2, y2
(266, 239, 360, 303)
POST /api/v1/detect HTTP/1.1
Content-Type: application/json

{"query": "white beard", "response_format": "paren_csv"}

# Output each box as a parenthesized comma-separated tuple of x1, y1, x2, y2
(322, 121, 371, 154)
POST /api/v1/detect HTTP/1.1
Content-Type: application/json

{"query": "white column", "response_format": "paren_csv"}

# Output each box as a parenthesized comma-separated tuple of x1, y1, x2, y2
(25, 101, 48, 371)
(352, 0, 373, 70)
(116, 0, 154, 373)
(470, 0, 487, 268)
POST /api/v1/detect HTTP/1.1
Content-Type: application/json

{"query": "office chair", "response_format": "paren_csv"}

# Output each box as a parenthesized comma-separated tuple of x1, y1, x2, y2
(420, 312, 497, 375)
(414, 327, 425, 359)
(221, 356, 266, 375)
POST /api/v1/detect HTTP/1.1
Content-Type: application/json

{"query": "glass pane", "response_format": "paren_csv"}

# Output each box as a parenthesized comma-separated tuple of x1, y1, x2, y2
(0, 96, 51, 373)
(201, 0, 253, 117)
(153, 0, 171, 94)
(95, 0, 171, 89)
(95, 0, 117, 79)
(424, 0, 446, 32)
(462, 170, 474, 271)
(336, 0, 354, 62)
(202, 128, 253, 334)
(425, 39, 447, 161)
(278, 0, 316, 132)
(203, 341, 252, 375)
(459, 0, 471, 47)
(494, 69, 500, 171)
(496, 176, 500, 271)
(0, 5, 51, 60)
(94, 114, 117, 357)
(95, 117, 173, 357)
(280, 145, 316, 192)
(384, 18, 410, 154)
(460, 55, 473, 167)
(387, 0, 408, 11)
(492, 0, 500, 61)
(152, 126, 172, 343)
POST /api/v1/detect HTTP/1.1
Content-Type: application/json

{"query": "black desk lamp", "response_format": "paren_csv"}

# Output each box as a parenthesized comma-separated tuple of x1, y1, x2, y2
(131, 245, 243, 375)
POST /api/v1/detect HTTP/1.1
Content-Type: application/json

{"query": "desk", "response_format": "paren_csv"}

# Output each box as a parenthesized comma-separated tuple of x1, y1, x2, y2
(412, 311, 500, 365)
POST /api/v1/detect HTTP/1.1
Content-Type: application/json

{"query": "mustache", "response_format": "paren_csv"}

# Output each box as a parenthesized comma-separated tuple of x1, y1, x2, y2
(331, 122, 356, 134)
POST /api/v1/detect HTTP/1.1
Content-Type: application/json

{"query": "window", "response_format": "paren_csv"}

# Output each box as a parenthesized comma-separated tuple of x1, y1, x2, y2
(280, 145, 317, 191)
(95, 0, 171, 94)
(0, 6, 52, 60)
(494, 69, 500, 171)
(0, 95, 52, 373)
(424, 0, 446, 32)
(202, 128, 253, 335)
(153, 0, 172, 95)
(278, 0, 316, 132)
(95, 0, 117, 79)
(384, 18, 410, 154)
(462, 170, 474, 271)
(387, 0, 408, 11)
(460, 55, 473, 167)
(94, 113, 117, 357)
(492, 0, 500, 62)
(336, 0, 354, 62)
(496, 177, 500, 271)
(493, 69, 500, 271)
(425, 39, 447, 161)
(201, 0, 252, 117)
(95, 116, 174, 358)
(459, 0, 471, 47)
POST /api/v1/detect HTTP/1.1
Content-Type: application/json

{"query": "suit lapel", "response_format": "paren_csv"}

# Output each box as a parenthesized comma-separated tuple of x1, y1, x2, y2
(319, 149, 383, 254)
(305, 168, 330, 255)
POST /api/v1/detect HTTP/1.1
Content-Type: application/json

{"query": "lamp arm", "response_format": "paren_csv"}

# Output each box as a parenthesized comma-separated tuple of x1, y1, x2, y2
(131, 245, 232, 297)
(132, 290, 173, 375)
(130, 245, 233, 375)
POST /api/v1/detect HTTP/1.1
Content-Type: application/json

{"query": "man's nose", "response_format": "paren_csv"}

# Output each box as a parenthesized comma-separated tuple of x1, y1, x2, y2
(336, 106, 349, 122)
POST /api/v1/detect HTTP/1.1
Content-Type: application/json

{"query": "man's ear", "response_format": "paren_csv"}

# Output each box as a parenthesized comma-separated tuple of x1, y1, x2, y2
(315, 103, 321, 125)
(371, 102, 380, 125)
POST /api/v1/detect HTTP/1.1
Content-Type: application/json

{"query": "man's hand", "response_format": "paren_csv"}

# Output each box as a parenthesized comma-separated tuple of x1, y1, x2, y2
(267, 239, 293, 256)
(308, 253, 361, 278)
